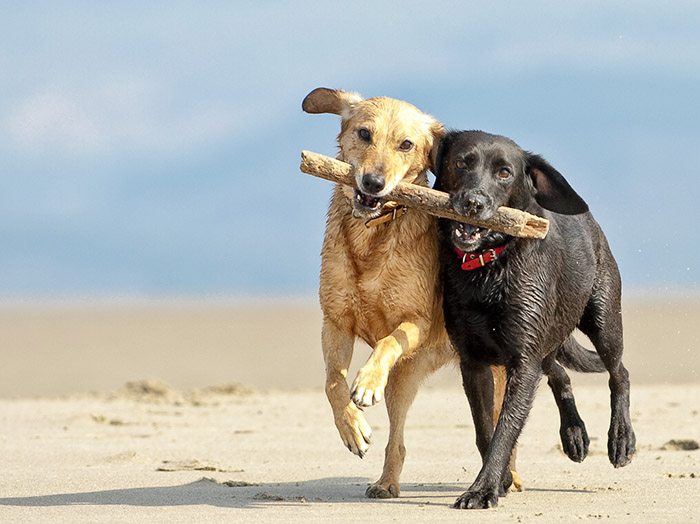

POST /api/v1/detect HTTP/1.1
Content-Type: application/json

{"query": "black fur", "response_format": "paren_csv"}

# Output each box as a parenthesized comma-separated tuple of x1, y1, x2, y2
(435, 131, 635, 509)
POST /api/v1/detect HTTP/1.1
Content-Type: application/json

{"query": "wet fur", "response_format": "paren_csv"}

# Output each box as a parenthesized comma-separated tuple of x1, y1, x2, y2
(434, 131, 636, 509)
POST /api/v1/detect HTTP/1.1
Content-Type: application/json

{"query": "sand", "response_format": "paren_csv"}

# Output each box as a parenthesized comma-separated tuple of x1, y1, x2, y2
(0, 297, 698, 523)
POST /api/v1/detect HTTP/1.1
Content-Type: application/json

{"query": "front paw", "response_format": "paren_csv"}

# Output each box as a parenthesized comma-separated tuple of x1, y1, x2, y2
(453, 488, 499, 509)
(335, 402, 372, 458)
(351, 364, 387, 407)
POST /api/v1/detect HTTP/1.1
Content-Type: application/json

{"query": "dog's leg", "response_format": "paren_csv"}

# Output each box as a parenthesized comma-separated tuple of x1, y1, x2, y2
(459, 358, 518, 496)
(455, 360, 541, 509)
(579, 272, 636, 468)
(460, 358, 495, 460)
(351, 320, 427, 407)
(491, 365, 524, 492)
(322, 320, 372, 458)
(365, 344, 452, 498)
(542, 351, 589, 462)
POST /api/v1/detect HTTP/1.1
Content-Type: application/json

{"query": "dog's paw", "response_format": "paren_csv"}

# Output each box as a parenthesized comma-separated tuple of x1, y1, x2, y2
(453, 488, 499, 510)
(366, 481, 399, 499)
(335, 402, 372, 458)
(350, 365, 388, 407)
(510, 470, 524, 492)
(608, 418, 636, 468)
(561, 421, 590, 463)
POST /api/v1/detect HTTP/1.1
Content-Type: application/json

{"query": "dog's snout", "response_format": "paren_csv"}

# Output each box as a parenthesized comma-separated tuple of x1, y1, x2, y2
(467, 193, 487, 215)
(361, 173, 386, 195)
(453, 190, 491, 217)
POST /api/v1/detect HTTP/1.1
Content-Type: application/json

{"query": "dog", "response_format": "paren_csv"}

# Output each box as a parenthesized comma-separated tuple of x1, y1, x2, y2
(434, 130, 636, 509)
(302, 88, 604, 498)
(303, 87, 464, 498)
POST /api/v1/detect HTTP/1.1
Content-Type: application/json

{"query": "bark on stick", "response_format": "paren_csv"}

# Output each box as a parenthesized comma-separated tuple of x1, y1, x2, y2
(300, 150, 549, 239)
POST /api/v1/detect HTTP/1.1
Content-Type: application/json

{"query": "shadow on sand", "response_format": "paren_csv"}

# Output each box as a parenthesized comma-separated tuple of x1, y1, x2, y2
(0, 477, 593, 510)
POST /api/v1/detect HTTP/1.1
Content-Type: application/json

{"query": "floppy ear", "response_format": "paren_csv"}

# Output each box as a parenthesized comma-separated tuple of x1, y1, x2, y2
(429, 135, 443, 177)
(431, 132, 455, 191)
(527, 153, 589, 215)
(427, 120, 445, 173)
(302, 88, 363, 119)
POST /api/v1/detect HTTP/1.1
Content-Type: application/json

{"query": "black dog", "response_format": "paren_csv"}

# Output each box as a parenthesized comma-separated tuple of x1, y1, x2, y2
(434, 131, 636, 509)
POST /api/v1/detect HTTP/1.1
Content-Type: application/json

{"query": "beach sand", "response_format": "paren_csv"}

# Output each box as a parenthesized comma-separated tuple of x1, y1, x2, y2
(0, 297, 698, 522)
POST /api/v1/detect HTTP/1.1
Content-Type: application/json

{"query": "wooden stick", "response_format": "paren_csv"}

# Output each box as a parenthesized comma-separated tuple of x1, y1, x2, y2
(300, 150, 549, 239)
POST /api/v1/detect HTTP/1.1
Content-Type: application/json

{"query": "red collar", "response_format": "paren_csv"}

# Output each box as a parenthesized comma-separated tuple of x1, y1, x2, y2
(455, 246, 506, 271)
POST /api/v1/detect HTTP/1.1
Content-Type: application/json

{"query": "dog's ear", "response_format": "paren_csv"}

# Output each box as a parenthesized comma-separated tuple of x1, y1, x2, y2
(431, 132, 455, 191)
(302, 88, 363, 119)
(429, 135, 444, 177)
(428, 121, 445, 173)
(526, 153, 589, 215)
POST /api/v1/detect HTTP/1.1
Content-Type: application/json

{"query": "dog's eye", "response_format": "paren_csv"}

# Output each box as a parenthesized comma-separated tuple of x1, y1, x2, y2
(357, 128, 371, 141)
(398, 140, 413, 152)
(456, 160, 467, 170)
(498, 168, 511, 179)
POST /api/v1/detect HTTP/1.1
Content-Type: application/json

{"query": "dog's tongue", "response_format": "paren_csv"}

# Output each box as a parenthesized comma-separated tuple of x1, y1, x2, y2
(457, 223, 482, 240)
(454, 222, 485, 245)
(462, 223, 480, 237)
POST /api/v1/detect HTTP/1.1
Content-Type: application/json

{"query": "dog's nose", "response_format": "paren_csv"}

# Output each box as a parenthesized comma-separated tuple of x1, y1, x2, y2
(361, 174, 386, 194)
(466, 194, 486, 215)
(453, 190, 490, 217)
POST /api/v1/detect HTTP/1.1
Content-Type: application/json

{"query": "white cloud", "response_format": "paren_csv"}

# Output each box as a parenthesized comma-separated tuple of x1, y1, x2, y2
(4, 81, 262, 156)
(7, 92, 103, 151)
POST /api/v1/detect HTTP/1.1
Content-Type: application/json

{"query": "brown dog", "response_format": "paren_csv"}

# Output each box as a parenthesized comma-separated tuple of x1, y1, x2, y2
(302, 87, 520, 498)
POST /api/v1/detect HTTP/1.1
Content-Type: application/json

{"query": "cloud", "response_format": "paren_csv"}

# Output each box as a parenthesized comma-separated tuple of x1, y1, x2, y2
(7, 92, 102, 151)
(4, 81, 260, 156)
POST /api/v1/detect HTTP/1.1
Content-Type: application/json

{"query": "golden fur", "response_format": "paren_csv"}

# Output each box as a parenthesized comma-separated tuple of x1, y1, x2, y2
(303, 88, 521, 498)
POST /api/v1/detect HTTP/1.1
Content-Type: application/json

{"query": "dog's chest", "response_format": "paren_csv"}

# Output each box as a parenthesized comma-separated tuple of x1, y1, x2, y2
(442, 260, 525, 360)
(321, 211, 438, 343)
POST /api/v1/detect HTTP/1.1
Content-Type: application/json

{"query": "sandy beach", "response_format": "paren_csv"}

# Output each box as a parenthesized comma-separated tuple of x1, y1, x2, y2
(0, 297, 698, 522)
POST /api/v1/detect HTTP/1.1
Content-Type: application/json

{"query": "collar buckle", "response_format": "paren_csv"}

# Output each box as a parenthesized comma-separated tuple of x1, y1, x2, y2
(457, 246, 505, 271)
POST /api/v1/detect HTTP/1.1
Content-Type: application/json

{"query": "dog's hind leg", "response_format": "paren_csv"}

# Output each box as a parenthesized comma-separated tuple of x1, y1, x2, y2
(366, 343, 452, 498)
(322, 320, 372, 458)
(578, 266, 636, 468)
(542, 349, 589, 462)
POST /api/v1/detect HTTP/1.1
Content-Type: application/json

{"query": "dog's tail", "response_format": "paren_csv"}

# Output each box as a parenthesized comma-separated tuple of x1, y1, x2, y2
(556, 335, 606, 373)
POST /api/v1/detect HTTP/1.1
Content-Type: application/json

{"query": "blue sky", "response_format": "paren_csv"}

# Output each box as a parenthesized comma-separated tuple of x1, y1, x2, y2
(1, 1, 698, 298)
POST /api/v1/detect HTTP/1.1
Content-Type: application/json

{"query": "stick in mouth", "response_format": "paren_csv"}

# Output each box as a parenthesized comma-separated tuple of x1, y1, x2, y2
(300, 150, 550, 239)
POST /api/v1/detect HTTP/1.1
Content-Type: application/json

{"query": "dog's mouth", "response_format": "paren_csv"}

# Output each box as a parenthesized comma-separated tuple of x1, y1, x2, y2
(453, 222, 489, 250)
(352, 189, 384, 218)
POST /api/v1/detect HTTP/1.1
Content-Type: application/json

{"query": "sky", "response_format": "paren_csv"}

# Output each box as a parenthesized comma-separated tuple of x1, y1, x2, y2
(1, 1, 699, 299)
